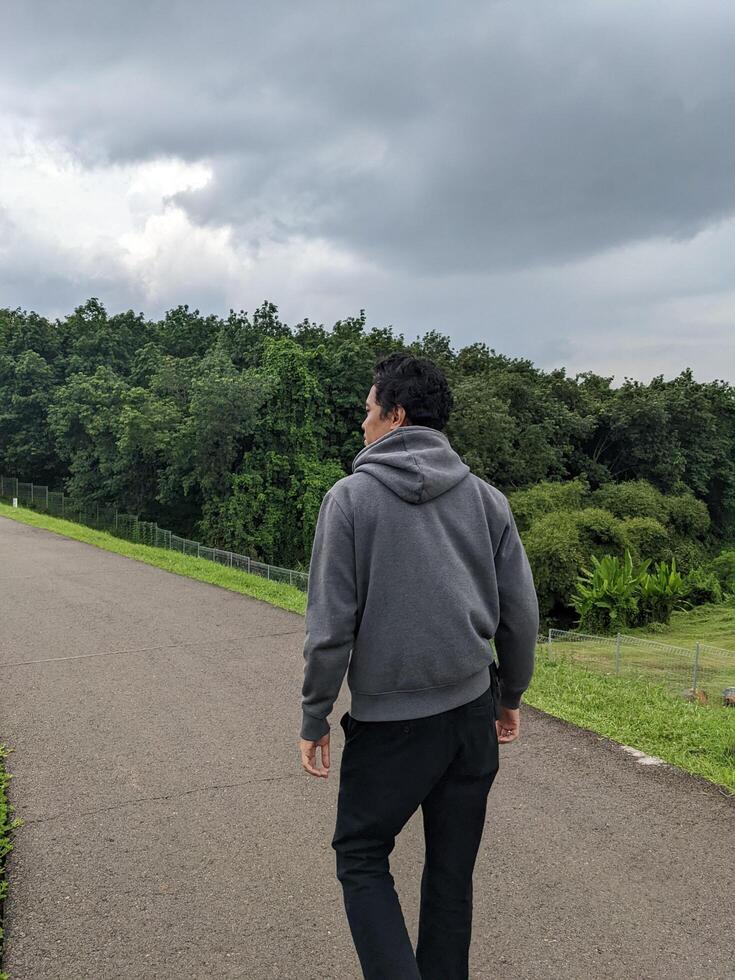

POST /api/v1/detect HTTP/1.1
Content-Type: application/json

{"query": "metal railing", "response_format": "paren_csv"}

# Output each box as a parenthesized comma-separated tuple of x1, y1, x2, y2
(545, 628, 735, 707)
(0, 475, 309, 593)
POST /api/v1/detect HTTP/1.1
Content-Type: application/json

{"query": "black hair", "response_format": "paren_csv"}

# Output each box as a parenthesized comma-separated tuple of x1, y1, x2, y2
(372, 352, 454, 431)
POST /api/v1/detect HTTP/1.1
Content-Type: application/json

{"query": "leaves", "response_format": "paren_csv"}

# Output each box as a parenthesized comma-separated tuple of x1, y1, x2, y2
(1, 298, 734, 585)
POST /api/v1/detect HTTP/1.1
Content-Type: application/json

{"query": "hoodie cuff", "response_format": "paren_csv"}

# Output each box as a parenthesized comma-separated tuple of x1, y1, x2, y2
(301, 711, 330, 742)
(499, 686, 524, 710)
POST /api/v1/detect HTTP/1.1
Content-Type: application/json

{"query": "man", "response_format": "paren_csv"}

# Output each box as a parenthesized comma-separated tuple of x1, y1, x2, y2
(299, 352, 539, 980)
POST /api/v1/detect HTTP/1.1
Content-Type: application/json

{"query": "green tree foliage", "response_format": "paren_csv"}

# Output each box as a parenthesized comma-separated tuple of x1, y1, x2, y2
(2, 297, 735, 621)
(47, 366, 130, 502)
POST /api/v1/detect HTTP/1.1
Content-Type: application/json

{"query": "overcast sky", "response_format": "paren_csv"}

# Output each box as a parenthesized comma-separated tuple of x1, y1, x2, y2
(2, 0, 735, 384)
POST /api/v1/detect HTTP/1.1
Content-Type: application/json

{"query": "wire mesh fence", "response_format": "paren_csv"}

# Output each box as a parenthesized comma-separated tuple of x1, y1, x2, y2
(0, 475, 309, 593)
(545, 628, 735, 707)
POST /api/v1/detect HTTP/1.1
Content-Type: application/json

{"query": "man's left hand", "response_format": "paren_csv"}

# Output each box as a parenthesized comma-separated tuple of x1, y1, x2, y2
(300, 735, 330, 778)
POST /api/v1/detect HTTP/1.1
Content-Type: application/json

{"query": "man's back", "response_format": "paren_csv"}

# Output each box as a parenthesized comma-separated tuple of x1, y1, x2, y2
(301, 425, 539, 737)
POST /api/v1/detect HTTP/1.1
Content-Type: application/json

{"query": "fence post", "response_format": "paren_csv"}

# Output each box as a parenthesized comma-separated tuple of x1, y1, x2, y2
(547, 629, 552, 659)
(692, 642, 701, 693)
(248, 557, 251, 573)
(614, 633, 622, 675)
(267, 565, 271, 581)
(289, 571, 293, 588)
(229, 551, 233, 568)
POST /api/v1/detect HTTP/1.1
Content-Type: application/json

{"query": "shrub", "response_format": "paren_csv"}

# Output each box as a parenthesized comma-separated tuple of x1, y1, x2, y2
(571, 551, 692, 632)
(663, 494, 711, 539)
(709, 550, 735, 593)
(508, 478, 589, 534)
(590, 479, 710, 542)
(590, 479, 666, 521)
(523, 511, 586, 619)
(620, 516, 672, 565)
(524, 507, 630, 621)
(681, 567, 723, 607)
(570, 550, 648, 634)
(574, 508, 630, 560)
(633, 556, 689, 626)
(669, 537, 709, 575)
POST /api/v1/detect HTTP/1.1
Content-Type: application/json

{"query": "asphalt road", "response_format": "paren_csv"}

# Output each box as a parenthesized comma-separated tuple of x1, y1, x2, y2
(1, 514, 733, 979)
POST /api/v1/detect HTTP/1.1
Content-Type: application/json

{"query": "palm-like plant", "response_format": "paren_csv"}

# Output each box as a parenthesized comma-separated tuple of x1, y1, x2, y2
(571, 549, 651, 633)
(636, 556, 688, 625)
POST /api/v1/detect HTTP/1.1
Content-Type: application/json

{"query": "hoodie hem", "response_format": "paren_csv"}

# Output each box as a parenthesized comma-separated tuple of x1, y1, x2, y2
(349, 666, 491, 722)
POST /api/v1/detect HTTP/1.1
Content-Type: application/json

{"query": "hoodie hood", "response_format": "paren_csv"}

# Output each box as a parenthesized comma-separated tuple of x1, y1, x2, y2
(352, 426, 470, 504)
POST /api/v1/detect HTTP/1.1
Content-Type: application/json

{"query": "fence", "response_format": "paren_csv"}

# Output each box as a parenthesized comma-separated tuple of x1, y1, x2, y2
(0, 475, 309, 593)
(545, 628, 735, 706)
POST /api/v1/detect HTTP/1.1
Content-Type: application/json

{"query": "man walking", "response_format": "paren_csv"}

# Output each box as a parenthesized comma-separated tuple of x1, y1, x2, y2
(299, 352, 539, 979)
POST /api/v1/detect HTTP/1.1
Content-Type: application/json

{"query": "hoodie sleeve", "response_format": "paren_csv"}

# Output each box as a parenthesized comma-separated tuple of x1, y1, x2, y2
(493, 498, 539, 709)
(301, 491, 358, 741)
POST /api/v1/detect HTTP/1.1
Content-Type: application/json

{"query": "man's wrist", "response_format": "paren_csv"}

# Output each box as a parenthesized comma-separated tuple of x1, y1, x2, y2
(301, 710, 330, 742)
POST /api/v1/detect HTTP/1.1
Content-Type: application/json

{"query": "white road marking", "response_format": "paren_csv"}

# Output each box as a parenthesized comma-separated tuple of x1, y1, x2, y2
(621, 745, 664, 766)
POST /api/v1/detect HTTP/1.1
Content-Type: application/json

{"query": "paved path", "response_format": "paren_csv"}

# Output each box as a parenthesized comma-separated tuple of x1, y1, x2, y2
(0, 514, 733, 979)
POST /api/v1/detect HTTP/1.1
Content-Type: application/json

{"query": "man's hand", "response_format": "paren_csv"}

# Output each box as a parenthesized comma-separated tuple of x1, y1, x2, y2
(496, 705, 520, 743)
(300, 734, 331, 778)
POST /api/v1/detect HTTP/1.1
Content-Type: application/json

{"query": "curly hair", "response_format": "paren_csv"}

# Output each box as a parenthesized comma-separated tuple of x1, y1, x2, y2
(372, 352, 454, 431)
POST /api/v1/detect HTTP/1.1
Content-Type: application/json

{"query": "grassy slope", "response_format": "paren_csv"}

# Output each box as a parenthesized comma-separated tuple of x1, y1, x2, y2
(525, 658, 734, 793)
(625, 603, 735, 653)
(1, 501, 733, 795)
(0, 745, 18, 980)
(0, 502, 307, 615)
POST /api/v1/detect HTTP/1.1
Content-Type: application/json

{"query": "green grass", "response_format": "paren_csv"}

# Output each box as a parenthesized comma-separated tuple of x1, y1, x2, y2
(1, 501, 733, 794)
(526, 654, 735, 793)
(625, 602, 735, 652)
(0, 502, 308, 615)
(0, 744, 20, 980)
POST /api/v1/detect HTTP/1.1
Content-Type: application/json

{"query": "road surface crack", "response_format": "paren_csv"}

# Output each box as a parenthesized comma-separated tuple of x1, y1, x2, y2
(21, 771, 301, 825)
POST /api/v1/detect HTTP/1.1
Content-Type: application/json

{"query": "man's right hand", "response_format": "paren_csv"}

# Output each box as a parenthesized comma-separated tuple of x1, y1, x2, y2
(496, 705, 520, 743)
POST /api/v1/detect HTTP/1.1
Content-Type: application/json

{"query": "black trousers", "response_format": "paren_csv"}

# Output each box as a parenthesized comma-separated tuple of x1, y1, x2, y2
(332, 681, 499, 980)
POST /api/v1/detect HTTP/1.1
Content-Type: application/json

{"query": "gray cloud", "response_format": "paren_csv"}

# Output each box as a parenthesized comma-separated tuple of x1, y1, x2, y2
(5, 1, 735, 270)
(1, 0, 734, 383)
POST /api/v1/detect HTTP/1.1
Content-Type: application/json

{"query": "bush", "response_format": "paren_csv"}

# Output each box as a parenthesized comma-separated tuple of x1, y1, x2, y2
(571, 551, 691, 632)
(508, 478, 589, 533)
(669, 537, 709, 575)
(570, 550, 647, 634)
(590, 479, 710, 542)
(574, 508, 630, 560)
(590, 479, 666, 521)
(681, 567, 723, 607)
(709, 550, 735, 593)
(633, 556, 689, 626)
(523, 511, 587, 619)
(524, 506, 631, 620)
(663, 494, 711, 539)
(620, 516, 673, 565)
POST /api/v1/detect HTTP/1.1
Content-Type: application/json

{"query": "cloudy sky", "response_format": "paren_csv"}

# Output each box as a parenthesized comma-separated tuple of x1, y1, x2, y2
(2, 0, 735, 384)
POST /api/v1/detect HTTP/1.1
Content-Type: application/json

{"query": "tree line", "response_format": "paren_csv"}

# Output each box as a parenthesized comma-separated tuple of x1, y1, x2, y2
(2, 298, 734, 626)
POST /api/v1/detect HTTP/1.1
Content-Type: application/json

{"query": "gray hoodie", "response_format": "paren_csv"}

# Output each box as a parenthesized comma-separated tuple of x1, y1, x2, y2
(300, 425, 539, 741)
